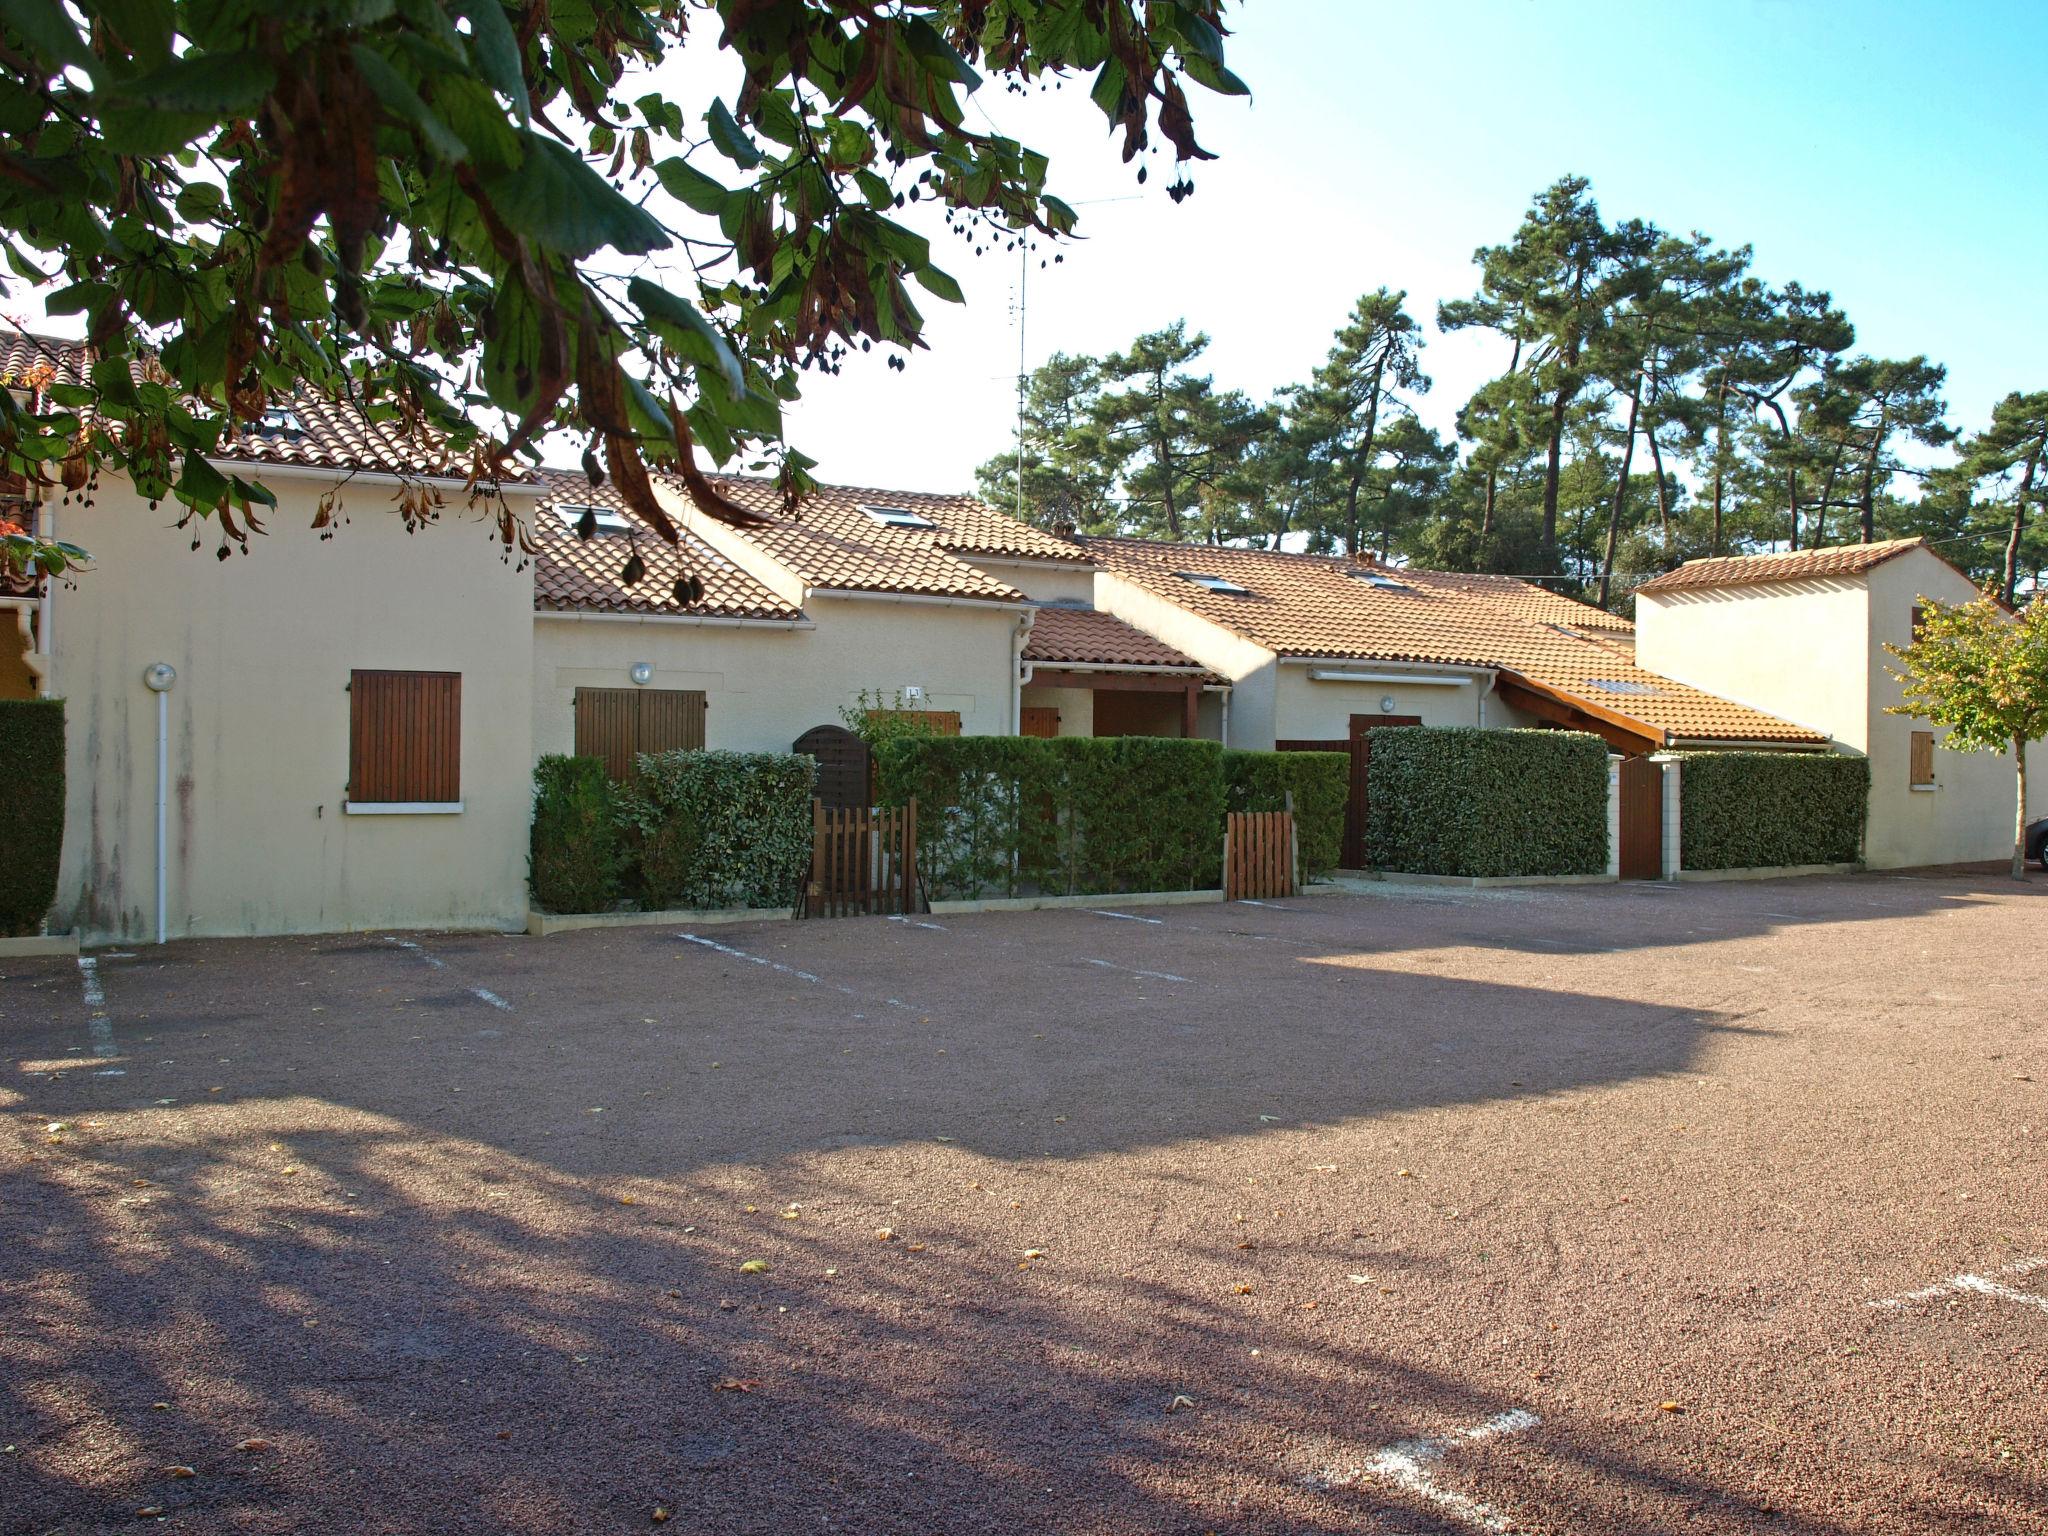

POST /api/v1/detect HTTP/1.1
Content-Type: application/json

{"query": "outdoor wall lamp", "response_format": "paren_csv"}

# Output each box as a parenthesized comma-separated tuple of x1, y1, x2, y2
(1380, 695, 1398, 713)
(630, 662, 654, 686)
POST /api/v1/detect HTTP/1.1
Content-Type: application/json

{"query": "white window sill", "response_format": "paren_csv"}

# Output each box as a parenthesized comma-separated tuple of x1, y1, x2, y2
(1908, 785, 1938, 794)
(345, 801, 465, 815)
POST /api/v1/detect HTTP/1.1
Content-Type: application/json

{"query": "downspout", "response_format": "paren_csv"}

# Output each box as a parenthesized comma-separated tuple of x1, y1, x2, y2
(142, 663, 177, 944)
(1011, 609, 1036, 734)
(36, 498, 53, 690)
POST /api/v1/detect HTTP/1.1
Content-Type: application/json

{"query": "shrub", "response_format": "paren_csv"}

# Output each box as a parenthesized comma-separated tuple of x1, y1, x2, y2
(1675, 751, 1868, 870)
(874, 735, 1225, 899)
(0, 698, 65, 935)
(615, 749, 815, 910)
(1222, 749, 1348, 880)
(1366, 726, 1608, 878)
(529, 755, 622, 914)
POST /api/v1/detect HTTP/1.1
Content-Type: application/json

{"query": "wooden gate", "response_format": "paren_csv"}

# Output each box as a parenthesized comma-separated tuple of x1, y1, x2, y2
(793, 724, 872, 809)
(1617, 755, 1664, 880)
(1277, 716, 1419, 869)
(1225, 810, 1296, 900)
(805, 798, 919, 917)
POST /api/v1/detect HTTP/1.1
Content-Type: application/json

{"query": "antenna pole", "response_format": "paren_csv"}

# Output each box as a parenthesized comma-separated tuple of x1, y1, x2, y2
(1015, 238, 1027, 519)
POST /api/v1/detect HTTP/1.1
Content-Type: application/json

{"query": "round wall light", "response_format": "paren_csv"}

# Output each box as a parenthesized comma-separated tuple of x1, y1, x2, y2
(629, 662, 654, 686)
(144, 662, 178, 693)
(1379, 694, 1397, 714)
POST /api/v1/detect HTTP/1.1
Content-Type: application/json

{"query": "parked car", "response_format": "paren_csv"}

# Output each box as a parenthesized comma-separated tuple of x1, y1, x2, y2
(2030, 817, 2048, 872)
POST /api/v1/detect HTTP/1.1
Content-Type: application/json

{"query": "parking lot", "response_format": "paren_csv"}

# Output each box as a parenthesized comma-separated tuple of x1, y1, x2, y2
(3, 872, 2045, 1534)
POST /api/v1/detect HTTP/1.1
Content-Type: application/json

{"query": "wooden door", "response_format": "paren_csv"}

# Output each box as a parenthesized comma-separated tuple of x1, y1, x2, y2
(1617, 754, 1663, 880)
(1276, 717, 1420, 870)
(1019, 706, 1061, 739)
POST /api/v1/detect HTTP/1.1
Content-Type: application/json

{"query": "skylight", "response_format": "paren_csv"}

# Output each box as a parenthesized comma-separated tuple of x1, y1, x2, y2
(1346, 569, 1412, 592)
(253, 406, 305, 441)
(861, 503, 937, 530)
(1586, 678, 1659, 696)
(553, 502, 633, 535)
(1176, 571, 1251, 596)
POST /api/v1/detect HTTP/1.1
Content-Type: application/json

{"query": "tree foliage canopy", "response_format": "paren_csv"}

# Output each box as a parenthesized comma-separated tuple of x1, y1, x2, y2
(0, 0, 1245, 572)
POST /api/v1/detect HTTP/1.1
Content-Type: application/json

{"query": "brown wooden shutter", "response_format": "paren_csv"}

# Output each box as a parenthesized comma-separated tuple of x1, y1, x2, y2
(1019, 706, 1060, 738)
(1910, 605, 1927, 642)
(865, 709, 962, 737)
(1909, 729, 1935, 787)
(350, 670, 461, 803)
(575, 687, 708, 779)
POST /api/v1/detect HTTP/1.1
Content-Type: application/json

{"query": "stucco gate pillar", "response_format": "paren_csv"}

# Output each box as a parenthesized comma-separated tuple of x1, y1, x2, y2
(1648, 754, 1682, 880)
(1605, 755, 1623, 880)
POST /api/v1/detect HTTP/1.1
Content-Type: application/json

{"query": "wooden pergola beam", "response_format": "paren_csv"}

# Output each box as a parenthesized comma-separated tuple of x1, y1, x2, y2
(1494, 674, 1664, 755)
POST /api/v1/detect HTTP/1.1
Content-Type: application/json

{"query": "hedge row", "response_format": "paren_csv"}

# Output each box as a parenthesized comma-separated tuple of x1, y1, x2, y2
(873, 736, 1226, 899)
(1676, 751, 1868, 870)
(1222, 748, 1348, 880)
(0, 699, 65, 936)
(530, 750, 814, 913)
(1366, 726, 1609, 877)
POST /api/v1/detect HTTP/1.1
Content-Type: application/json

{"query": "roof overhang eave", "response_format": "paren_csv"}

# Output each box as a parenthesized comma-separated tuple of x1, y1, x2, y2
(206, 457, 551, 499)
(807, 586, 1033, 613)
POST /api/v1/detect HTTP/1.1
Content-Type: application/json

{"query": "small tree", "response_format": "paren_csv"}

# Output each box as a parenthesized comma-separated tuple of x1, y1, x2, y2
(1885, 594, 2048, 879)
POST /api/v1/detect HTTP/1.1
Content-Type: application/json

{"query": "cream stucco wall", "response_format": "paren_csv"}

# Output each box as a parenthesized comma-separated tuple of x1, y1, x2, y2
(1018, 684, 1094, 737)
(1092, 572, 1279, 747)
(975, 557, 1094, 606)
(1271, 662, 1493, 741)
(46, 476, 535, 943)
(534, 595, 1022, 757)
(1636, 548, 2039, 869)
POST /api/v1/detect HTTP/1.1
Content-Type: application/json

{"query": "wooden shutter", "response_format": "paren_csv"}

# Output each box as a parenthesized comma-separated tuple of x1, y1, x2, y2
(1910, 605, 1926, 642)
(866, 709, 962, 736)
(575, 687, 707, 779)
(350, 670, 461, 803)
(1909, 729, 1935, 787)
(1019, 706, 1060, 738)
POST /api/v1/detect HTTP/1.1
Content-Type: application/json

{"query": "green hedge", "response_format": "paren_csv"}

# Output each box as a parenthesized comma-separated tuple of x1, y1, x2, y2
(1676, 751, 1868, 870)
(529, 756, 623, 914)
(1223, 749, 1347, 880)
(615, 749, 815, 910)
(0, 699, 65, 936)
(874, 736, 1226, 899)
(1366, 726, 1609, 877)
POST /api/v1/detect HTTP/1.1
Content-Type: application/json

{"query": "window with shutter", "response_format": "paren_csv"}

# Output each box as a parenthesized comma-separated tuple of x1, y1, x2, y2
(574, 687, 708, 778)
(1909, 729, 1935, 789)
(1910, 605, 1927, 642)
(348, 670, 462, 810)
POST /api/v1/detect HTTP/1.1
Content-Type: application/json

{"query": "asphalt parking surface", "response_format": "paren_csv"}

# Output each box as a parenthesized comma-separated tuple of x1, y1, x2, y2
(3, 871, 2045, 1534)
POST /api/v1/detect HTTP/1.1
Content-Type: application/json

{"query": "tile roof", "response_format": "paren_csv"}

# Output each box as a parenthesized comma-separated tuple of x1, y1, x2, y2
(1, 499, 38, 598)
(1023, 605, 1212, 674)
(1, 327, 539, 490)
(530, 470, 800, 622)
(1634, 538, 1927, 594)
(1086, 537, 1825, 746)
(676, 475, 1034, 603)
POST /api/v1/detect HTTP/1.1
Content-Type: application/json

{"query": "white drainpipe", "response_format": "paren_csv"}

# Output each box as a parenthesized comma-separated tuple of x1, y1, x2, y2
(1011, 609, 1036, 734)
(36, 498, 53, 688)
(142, 663, 178, 943)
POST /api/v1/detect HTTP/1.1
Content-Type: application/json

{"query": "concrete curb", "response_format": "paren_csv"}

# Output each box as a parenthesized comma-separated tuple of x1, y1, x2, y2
(929, 889, 1225, 916)
(1674, 862, 1862, 883)
(1329, 871, 1617, 890)
(0, 933, 80, 958)
(527, 905, 796, 937)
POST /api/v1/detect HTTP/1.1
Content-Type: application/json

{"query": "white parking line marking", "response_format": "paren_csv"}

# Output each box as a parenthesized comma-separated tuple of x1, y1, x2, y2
(1085, 909, 1164, 924)
(886, 915, 947, 931)
(1080, 957, 1191, 983)
(1310, 1409, 1539, 1532)
(382, 935, 514, 1011)
(1870, 1256, 2048, 1311)
(1239, 899, 1292, 910)
(77, 958, 117, 1058)
(678, 933, 921, 1012)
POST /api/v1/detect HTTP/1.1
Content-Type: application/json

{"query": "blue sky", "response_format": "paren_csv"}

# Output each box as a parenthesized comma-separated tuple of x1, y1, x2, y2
(771, 0, 2048, 492)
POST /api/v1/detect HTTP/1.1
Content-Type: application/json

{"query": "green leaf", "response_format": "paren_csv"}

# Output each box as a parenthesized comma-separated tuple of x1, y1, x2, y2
(350, 45, 468, 163)
(705, 100, 763, 170)
(1179, 53, 1251, 97)
(434, 75, 522, 170)
(914, 264, 964, 305)
(79, 0, 175, 68)
(6, 0, 94, 73)
(456, 0, 528, 125)
(108, 50, 276, 114)
(174, 182, 225, 223)
(175, 451, 231, 507)
(653, 157, 731, 216)
(228, 473, 277, 509)
(622, 373, 672, 439)
(903, 17, 983, 92)
(627, 277, 744, 397)
(485, 133, 668, 257)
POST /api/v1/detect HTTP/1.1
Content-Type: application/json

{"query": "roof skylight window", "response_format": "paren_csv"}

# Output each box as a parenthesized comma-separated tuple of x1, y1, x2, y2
(861, 503, 938, 530)
(1346, 569, 1413, 592)
(1176, 571, 1251, 596)
(253, 406, 305, 441)
(553, 502, 633, 535)
(1586, 678, 1659, 696)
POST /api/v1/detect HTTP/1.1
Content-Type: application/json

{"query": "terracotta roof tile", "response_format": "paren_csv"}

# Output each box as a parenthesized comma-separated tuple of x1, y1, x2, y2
(531, 470, 800, 621)
(1024, 605, 1212, 674)
(1086, 537, 1825, 746)
(678, 475, 1033, 603)
(1, 327, 538, 490)
(1635, 538, 1926, 593)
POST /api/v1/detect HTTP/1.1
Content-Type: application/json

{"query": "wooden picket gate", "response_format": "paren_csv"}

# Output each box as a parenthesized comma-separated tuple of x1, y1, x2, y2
(1224, 809, 1297, 901)
(805, 798, 920, 917)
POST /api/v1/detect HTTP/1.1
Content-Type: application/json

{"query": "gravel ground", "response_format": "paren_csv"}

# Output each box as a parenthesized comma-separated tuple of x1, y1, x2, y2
(3, 870, 2045, 1535)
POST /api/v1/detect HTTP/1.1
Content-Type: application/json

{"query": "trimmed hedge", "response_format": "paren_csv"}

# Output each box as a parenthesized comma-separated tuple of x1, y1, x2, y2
(529, 756, 623, 915)
(874, 736, 1226, 899)
(1366, 726, 1609, 878)
(0, 698, 65, 936)
(1223, 748, 1347, 880)
(1675, 751, 1868, 870)
(615, 749, 815, 910)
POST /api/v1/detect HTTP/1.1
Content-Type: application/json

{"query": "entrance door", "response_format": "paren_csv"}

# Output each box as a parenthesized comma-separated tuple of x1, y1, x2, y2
(1276, 718, 1420, 869)
(1617, 755, 1664, 879)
